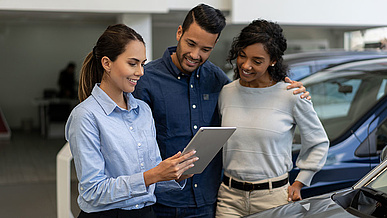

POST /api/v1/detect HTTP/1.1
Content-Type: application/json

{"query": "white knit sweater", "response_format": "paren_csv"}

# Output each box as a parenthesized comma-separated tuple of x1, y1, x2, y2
(218, 80, 329, 186)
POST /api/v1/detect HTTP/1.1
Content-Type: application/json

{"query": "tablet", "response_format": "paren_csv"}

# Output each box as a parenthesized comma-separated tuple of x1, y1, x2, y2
(181, 127, 236, 175)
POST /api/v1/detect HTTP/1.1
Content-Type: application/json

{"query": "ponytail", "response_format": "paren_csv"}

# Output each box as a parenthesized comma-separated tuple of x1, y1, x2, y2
(78, 51, 103, 102)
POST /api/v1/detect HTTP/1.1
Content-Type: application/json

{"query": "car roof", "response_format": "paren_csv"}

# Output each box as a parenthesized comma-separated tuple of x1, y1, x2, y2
(284, 50, 387, 64)
(322, 57, 387, 72)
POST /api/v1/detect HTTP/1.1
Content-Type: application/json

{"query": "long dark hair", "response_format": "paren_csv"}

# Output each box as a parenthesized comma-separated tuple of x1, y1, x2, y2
(228, 19, 288, 81)
(78, 24, 145, 102)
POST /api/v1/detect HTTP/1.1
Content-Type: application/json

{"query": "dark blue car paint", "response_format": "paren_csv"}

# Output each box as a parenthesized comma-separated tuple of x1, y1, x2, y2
(290, 93, 387, 198)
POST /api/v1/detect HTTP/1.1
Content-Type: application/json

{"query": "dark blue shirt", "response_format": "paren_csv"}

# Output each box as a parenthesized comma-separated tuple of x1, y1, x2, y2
(133, 47, 230, 207)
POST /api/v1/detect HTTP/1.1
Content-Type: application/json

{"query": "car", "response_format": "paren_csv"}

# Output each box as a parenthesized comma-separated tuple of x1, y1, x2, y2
(246, 148, 387, 218)
(285, 50, 387, 80)
(225, 50, 387, 80)
(290, 58, 387, 198)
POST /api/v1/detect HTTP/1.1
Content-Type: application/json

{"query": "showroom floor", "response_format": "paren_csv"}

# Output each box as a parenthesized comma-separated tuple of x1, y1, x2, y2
(0, 129, 80, 218)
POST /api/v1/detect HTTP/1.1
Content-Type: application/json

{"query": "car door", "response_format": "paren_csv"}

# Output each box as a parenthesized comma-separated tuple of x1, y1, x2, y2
(356, 101, 387, 168)
(291, 70, 387, 198)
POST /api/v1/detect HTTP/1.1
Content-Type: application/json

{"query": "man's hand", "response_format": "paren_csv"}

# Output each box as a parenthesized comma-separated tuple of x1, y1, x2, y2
(285, 77, 311, 100)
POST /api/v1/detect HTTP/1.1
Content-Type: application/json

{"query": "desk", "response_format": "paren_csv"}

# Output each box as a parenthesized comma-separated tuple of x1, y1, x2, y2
(32, 98, 78, 137)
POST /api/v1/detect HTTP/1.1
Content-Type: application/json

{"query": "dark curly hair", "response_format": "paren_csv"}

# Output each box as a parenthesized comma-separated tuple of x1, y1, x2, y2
(228, 19, 288, 81)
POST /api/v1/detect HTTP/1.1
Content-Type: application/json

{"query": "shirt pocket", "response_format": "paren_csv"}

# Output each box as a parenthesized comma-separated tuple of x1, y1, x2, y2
(201, 92, 220, 123)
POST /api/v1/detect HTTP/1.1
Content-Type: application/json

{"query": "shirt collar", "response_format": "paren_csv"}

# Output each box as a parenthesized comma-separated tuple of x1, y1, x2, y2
(91, 84, 139, 115)
(163, 46, 201, 79)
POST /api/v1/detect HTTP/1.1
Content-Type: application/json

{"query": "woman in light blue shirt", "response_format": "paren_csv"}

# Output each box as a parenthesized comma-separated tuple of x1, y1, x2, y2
(65, 24, 197, 218)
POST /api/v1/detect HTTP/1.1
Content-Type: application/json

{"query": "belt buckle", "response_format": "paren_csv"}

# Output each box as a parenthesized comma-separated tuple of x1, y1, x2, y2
(243, 181, 254, 191)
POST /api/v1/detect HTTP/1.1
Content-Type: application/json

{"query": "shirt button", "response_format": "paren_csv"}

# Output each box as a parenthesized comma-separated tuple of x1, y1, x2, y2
(177, 76, 181, 80)
(129, 126, 133, 130)
(80, 187, 84, 191)
(135, 204, 139, 208)
(138, 143, 141, 147)
(192, 104, 196, 109)
(141, 163, 144, 166)
(196, 74, 199, 78)
(193, 125, 198, 129)
(194, 184, 198, 188)
(190, 84, 194, 88)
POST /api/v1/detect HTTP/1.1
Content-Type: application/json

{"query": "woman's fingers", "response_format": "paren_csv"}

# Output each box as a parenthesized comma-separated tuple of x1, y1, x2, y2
(179, 150, 197, 161)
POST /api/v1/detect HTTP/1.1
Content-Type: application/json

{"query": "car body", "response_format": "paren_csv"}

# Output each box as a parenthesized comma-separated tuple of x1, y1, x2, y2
(286, 50, 387, 80)
(246, 152, 387, 218)
(289, 58, 387, 198)
(226, 50, 387, 80)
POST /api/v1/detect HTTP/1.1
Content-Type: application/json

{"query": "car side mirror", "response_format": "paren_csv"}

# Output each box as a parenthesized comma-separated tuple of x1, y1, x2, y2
(381, 146, 387, 162)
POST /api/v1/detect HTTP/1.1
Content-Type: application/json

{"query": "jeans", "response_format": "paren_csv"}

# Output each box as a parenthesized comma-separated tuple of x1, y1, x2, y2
(153, 202, 216, 218)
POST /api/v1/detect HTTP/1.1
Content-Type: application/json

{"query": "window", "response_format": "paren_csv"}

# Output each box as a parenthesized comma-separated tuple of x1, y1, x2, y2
(310, 78, 361, 120)
(294, 68, 387, 144)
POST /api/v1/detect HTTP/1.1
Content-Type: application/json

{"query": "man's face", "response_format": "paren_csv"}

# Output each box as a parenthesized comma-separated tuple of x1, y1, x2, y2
(171, 21, 218, 75)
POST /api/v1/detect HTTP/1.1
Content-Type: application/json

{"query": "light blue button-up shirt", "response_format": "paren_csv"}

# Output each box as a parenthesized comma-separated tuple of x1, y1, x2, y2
(65, 84, 183, 213)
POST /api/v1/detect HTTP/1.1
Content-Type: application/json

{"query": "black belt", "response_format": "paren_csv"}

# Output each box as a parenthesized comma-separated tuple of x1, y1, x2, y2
(222, 175, 288, 191)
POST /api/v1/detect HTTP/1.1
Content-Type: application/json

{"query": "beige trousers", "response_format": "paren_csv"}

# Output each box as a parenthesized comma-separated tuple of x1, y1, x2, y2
(216, 173, 289, 218)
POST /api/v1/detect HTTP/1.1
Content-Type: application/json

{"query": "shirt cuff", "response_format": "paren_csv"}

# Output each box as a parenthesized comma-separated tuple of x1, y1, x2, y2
(129, 172, 148, 196)
(295, 170, 316, 187)
(176, 179, 186, 189)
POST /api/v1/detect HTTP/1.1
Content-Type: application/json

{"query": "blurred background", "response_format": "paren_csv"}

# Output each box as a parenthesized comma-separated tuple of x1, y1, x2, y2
(1, 0, 387, 217)
(2, 0, 387, 132)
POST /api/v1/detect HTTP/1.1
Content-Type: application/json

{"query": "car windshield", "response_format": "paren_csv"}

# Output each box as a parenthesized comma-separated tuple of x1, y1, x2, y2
(366, 166, 387, 194)
(294, 62, 387, 143)
(347, 165, 387, 217)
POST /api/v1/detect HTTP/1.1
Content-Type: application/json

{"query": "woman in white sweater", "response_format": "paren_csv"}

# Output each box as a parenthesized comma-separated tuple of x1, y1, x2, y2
(215, 19, 329, 217)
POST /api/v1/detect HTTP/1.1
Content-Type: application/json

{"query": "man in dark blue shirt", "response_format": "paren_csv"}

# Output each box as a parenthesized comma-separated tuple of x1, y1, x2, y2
(134, 5, 228, 217)
(133, 3, 308, 218)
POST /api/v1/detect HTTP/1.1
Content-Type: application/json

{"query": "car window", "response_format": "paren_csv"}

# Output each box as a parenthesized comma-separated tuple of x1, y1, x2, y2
(357, 116, 387, 157)
(309, 79, 361, 120)
(294, 68, 387, 143)
(377, 79, 387, 100)
(366, 167, 387, 194)
(288, 65, 312, 80)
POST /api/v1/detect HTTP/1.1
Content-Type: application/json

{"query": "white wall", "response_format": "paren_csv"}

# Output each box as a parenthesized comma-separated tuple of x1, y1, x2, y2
(232, 0, 387, 26)
(167, 0, 231, 10)
(0, 0, 169, 13)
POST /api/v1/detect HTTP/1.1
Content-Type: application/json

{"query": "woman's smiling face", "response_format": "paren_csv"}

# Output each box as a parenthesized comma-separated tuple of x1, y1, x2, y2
(101, 40, 147, 94)
(237, 43, 276, 88)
